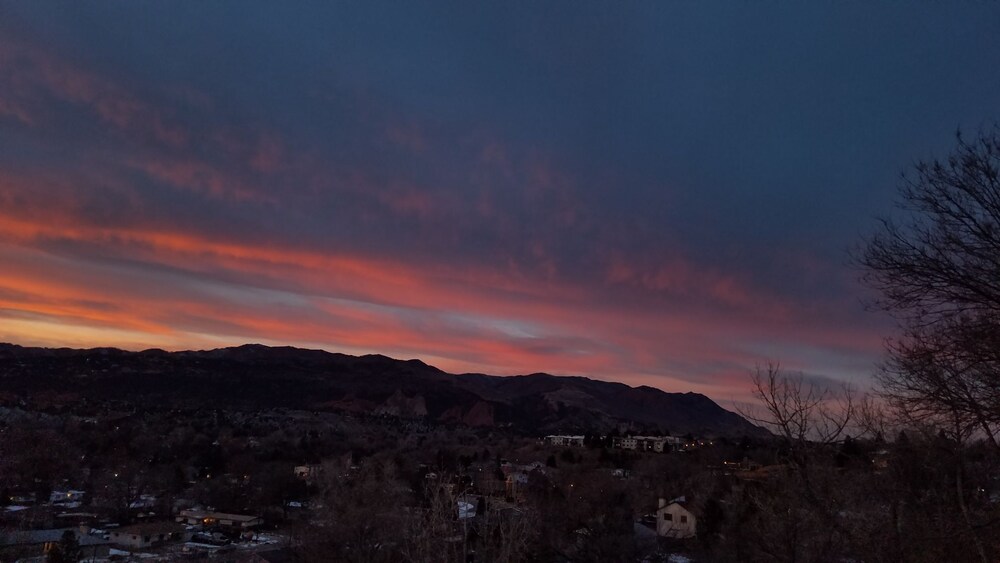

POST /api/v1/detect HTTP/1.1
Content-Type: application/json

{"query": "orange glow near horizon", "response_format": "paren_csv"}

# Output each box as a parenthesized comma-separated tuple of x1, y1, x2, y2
(0, 26, 895, 405)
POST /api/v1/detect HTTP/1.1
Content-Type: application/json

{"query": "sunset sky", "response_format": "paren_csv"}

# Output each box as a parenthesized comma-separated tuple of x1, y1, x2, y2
(1, 3, 998, 402)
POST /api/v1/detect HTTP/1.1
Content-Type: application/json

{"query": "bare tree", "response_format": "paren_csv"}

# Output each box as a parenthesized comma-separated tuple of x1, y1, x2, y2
(399, 478, 463, 563)
(299, 458, 411, 563)
(735, 363, 858, 559)
(739, 362, 856, 452)
(474, 500, 535, 563)
(856, 127, 1000, 563)
(857, 127, 1000, 443)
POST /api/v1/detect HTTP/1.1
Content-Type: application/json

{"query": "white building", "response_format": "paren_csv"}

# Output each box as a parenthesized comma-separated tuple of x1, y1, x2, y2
(613, 436, 638, 450)
(612, 435, 683, 452)
(656, 497, 696, 539)
(544, 435, 585, 447)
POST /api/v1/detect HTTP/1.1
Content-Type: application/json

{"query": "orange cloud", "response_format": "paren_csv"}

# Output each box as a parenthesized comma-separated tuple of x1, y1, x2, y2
(0, 34, 889, 404)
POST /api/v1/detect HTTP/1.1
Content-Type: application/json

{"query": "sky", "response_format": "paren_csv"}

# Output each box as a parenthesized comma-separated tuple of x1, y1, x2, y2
(1, 2, 998, 403)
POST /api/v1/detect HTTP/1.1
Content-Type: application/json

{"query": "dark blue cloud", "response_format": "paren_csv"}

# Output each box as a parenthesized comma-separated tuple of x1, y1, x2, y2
(0, 2, 998, 398)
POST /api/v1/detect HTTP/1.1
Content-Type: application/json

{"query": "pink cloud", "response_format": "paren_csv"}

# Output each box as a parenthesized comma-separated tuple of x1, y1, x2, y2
(0, 36, 889, 404)
(0, 39, 188, 148)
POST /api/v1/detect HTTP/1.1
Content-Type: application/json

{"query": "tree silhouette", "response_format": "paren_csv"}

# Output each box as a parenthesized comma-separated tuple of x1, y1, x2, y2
(46, 530, 81, 563)
(859, 127, 1000, 446)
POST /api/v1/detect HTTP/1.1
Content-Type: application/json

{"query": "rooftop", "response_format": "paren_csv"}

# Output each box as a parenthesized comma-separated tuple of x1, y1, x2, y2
(0, 528, 109, 547)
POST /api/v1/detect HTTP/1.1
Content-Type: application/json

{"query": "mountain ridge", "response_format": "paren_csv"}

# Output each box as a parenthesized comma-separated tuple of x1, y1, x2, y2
(0, 342, 765, 437)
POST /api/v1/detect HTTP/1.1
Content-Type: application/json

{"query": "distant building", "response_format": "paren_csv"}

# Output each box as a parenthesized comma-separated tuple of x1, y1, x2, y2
(612, 436, 683, 452)
(613, 436, 638, 450)
(656, 497, 696, 539)
(544, 435, 585, 447)
(176, 509, 263, 530)
(110, 521, 189, 549)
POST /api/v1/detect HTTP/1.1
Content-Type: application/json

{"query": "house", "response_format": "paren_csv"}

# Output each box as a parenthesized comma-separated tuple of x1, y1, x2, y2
(656, 497, 696, 539)
(49, 489, 87, 506)
(293, 464, 323, 482)
(177, 509, 264, 530)
(872, 449, 891, 471)
(0, 528, 111, 561)
(504, 472, 530, 501)
(110, 521, 189, 549)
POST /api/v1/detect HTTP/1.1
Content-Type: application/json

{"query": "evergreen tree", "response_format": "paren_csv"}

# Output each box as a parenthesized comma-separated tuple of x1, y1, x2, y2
(46, 530, 81, 563)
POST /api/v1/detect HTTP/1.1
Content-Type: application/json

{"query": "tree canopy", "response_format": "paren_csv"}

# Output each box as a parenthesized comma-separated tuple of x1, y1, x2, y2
(859, 127, 1000, 443)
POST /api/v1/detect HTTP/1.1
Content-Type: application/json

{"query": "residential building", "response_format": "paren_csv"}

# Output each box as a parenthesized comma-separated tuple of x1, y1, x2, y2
(110, 521, 189, 549)
(177, 509, 264, 530)
(656, 497, 696, 539)
(613, 436, 638, 450)
(612, 435, 684, 453)
(544, 435, 585, 447)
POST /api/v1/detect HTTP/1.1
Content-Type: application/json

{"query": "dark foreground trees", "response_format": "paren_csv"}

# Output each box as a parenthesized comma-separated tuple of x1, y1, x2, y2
(831, 126, 1000, 562)
(730, 363, 1000, 563)
(858, 128, 1000, 442)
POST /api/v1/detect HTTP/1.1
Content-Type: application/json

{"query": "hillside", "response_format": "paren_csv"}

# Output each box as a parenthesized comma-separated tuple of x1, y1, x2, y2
(0, 343, 765, 437)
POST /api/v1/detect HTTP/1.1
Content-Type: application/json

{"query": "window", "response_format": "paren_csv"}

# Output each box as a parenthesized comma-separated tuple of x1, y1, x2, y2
(663, 513, 672, 521)
(680, 515, 688, 524)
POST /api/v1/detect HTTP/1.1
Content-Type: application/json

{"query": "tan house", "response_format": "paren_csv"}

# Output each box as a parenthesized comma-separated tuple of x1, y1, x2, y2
(656, 497, 696, 539)
(110, 521, 189, 549)
(177, 508, 263, 530)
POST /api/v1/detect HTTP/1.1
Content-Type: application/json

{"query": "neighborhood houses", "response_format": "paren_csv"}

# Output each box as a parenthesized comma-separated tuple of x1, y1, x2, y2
(545, 434, 688, 453)
(0, 401, 745, 563)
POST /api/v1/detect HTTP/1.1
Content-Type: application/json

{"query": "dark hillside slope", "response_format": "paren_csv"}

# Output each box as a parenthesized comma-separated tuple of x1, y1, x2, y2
(0, 343, 764, 437)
